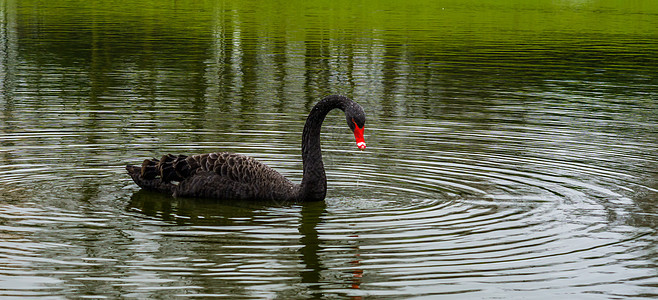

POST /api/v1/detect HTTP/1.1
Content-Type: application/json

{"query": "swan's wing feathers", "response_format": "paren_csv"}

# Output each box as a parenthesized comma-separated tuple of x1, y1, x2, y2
(133, 152, 284, 185)
(172, 152, 296, 200)
(128, 152, 296, 201)
(208, 152, 270, 183)
(164, 152, 257, 183)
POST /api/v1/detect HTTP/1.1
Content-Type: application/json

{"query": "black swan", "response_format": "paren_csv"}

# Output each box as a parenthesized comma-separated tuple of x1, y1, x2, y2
(126, 95, 366, 202)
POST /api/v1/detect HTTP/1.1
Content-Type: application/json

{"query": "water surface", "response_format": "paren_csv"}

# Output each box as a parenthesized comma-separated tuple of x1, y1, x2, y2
(1, 0, 657, 298)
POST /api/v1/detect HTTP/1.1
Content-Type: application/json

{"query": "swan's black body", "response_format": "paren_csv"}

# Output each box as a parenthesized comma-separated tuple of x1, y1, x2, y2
(126, 95, 366, 202)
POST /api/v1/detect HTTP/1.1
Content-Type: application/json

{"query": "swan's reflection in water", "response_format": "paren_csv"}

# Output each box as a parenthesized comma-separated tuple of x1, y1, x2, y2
(127, 191, 364, 298)
(299, 201, 325, 289)
(128, 189, 267, 225)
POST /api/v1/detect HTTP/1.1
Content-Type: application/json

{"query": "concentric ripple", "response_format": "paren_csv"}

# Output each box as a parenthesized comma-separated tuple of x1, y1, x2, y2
(311, 116, 656, 298)
(1, 108, 657, 298)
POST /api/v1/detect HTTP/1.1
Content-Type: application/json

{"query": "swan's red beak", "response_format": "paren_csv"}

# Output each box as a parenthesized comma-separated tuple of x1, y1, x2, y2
(353, 120, 366, 150)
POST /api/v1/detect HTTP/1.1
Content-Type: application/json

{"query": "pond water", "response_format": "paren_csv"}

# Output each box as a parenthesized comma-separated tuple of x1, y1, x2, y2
(1, 0, 657, 298)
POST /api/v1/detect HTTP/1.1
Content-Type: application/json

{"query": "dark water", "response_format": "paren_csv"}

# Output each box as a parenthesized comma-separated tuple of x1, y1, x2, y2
(1, 0, 657, 298)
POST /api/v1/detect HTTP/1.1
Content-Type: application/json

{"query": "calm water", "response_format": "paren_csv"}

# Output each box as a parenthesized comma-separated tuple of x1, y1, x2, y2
(1, 0, 657, 298)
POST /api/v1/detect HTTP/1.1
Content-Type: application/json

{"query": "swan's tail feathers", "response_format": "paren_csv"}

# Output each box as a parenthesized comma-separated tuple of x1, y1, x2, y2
(126, 154, 201, 194)
(126, 159, 175, 194)
(139, 157, 159, 179)
(155, 154, 198, 182)
(155, 154, 181, 182)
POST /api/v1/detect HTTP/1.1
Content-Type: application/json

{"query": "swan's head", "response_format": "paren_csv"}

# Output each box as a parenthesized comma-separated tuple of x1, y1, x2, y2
(346, 101, 366, 150)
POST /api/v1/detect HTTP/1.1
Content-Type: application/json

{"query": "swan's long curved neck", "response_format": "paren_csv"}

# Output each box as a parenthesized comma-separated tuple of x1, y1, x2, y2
(298, 95, 349, 201)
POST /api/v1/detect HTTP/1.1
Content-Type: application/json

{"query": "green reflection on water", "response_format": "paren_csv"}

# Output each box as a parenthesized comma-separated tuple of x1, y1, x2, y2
(11, 0, 658, 36)
(9, 0, 658, 62)
(5, 0, 657, 119)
